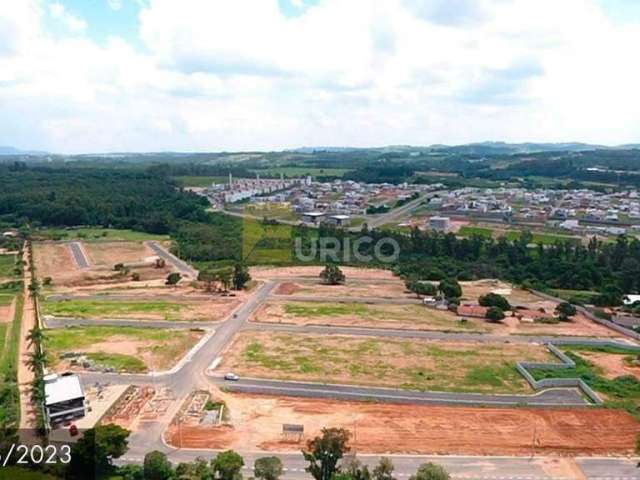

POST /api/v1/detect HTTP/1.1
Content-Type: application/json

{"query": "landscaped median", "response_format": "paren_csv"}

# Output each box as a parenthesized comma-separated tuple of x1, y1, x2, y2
(45, 325, 204, 373)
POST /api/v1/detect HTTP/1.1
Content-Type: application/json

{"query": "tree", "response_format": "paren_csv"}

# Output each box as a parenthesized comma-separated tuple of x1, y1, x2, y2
(233, 263, 251, 290)
(372, 457, 395, 480)
(254, 456, 284, 480)
(67, 424, 130, 479)
(175, 457, 213, 480)
(406, 280, 437, 298)
(409, 463, 450, 480)
(131, 272, 140, 281)
(26, 326, 44, 348)
(438, 279, 462, 300)
(43, 276, 52, 286)
(211, 450, 244, 480)
(144, 451, 174, 480)
(555, 302, 577, 321)
(166, 272, 181, 285)
(320, 264, 346, 285)
(303, 427, 351, 480)
(485, 306, 505, 322)
(478, 293, 511, 311)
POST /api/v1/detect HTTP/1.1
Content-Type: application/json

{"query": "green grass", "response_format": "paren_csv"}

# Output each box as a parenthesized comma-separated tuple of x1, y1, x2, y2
(0, 293, 15, 306)
(530, 347, 640, 416)
(0, 294, 23, 426)
(34, 228, 170, 242)
(83, 352, 147, 373)
(252, 167, 350, 178)
(458, 226, 493, 238)
(232, 333, 548, 394)
(504, 230, 581, 245)
(42, 299, 183, 320)
(0, 467, 59, 479)
(0, 254, 17, 278)
(0, 324, 6, 357)
(173, 175, 231, 187)
(284, 303, 369, 317)
(549, 289, 598, 304)
(242, 218, 294, 264)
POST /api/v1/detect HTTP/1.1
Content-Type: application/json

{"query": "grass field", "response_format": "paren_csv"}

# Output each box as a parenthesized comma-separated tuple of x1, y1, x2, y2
(0, 294, 23, 426)
(0, 254, 16, 278)
(549, 288, 599, 304)
(242, 218, 295, 264)
(252, 167, 350, 178)
(173, 175, 231, 187)
(46, 325, 202, 373)
(244, 203, 298, 222)
(530, 344, 640, 415)
(277, 301, 487, 332)
(35, 228, 169, 242)
(458, 226, 493, 238)
(42, 299, 184, 320)
(223, 332, 550, 393)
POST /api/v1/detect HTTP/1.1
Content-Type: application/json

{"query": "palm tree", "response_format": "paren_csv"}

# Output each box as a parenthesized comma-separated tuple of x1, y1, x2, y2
(26, 351, 48, 373)
(26, 327, 44, 348)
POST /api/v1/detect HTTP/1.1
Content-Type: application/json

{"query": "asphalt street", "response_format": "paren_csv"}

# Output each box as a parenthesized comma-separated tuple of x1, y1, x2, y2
(68, 241, 90, 269)
(147, 240, 199, 279)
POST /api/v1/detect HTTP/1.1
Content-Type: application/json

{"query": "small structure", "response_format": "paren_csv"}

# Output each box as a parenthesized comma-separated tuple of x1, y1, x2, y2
(301, 212, 326, 224)
(282, 423, 304, 442)
(325, 214, 351, 227)
(428, 216, 451, 232)
(44, 373, 86, 426)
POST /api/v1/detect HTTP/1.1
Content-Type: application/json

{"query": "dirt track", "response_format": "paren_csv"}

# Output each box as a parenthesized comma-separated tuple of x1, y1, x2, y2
(166, 393, 639, 455)
(18, 247, 37, 430)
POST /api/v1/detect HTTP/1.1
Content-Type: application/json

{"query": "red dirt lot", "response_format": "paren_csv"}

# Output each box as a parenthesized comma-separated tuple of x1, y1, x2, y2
(250, 266, 397, 280)
(165, 393, 639, 456)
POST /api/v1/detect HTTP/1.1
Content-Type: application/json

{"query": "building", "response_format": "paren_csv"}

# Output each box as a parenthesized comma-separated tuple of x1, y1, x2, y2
(301, 212, 326, 224)
(325, 214, 351, 227)
(44, 373, 86, 425)
(428, 216, 451, 232)
(457, 305, 488, 318)
(623, 294, 640, 306)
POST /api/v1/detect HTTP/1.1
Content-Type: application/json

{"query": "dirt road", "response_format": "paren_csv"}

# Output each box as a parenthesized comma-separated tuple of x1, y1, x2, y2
(18, 245, 37, 430)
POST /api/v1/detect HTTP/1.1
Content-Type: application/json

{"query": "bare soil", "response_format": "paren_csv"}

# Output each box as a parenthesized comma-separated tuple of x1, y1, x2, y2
(83, 241, 157, 268)
(166, 392, 639, 456)
(251, 266, 397, 280)
(0, 297, 15, 324)
(273, 280, 412, 299)
(581, 351, 640, 379)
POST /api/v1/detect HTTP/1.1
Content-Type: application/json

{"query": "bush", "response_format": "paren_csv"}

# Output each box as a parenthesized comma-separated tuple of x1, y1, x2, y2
(485, 307, 505, 322)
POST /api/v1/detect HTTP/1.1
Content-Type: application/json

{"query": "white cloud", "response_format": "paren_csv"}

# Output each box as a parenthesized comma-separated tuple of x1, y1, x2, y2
(48, 2, 87, 33)
(1, 0, 640, 153)
(107, 0, 124, 11)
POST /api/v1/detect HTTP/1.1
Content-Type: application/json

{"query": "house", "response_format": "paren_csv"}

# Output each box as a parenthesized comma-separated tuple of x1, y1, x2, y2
(457, 305, 488, 318)
(44, 373, 86, 426)
(325, 214, 351, 227)
(623, 294, 640, 306)
(300, 212, 326, 224)
(428, 216, 451, 232)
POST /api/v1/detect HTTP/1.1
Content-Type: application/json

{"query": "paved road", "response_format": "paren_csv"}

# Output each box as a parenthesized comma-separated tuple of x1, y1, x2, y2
(209, 376, 587, 407)
(68, 241, 90, 269)
(146, 241, 199, 279)
(117, 450, 638, 480)
(365, 193, 431, 229)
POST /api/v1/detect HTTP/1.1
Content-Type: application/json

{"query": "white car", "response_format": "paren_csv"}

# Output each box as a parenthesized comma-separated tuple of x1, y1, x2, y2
(224, 373, 240, 381)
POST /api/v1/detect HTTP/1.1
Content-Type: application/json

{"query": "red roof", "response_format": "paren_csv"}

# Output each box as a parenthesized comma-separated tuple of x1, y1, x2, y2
(458, 305, 489, 318)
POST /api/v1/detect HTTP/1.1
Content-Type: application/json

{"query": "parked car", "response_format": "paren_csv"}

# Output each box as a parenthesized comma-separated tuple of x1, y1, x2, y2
(224, 373, 240, 381)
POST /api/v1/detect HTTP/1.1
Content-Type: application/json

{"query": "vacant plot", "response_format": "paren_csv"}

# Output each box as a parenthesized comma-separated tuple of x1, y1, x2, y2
(46, 326, 203, 373)
(251, 266, 397, 281)
(252, 301, 488, 332)
(274, 279, 411, 299)
(42, 295, 238, 321)
(33, 243, 81, 285)
(35, 228, 169, 242)
(0, 254, 16, 279)
(82, 241, 158, 268)
(167, 392, 638, 455)
(221, 332, 551, 393)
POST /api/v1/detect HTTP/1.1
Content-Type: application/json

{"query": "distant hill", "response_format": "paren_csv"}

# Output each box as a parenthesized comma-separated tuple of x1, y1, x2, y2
(0, 146, 49, 156)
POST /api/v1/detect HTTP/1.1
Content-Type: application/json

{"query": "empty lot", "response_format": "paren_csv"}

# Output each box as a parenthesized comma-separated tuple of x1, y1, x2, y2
(220, 332, 551, 393)
(166, 392, 638, 455)
(46, 325, 203, 373)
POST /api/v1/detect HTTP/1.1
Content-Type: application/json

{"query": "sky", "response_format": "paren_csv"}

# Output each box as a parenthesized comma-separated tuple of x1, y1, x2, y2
(1, 0, 640, 154)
